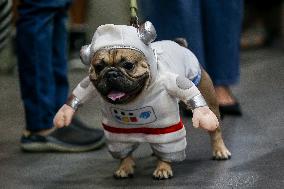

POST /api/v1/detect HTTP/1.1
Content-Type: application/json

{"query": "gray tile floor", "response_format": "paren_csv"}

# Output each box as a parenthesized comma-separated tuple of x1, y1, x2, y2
(0, 48, 283, 189)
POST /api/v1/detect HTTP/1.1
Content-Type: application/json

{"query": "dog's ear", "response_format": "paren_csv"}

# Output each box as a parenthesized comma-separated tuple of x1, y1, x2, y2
(173, 38, 188, 48)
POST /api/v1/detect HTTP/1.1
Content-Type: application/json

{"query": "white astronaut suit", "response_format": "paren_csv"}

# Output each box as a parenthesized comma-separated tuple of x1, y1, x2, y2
(69, 24, 207, 162)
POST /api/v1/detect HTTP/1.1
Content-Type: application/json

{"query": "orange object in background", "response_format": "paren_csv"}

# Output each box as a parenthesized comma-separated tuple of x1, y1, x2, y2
(69, 0, 87, 26)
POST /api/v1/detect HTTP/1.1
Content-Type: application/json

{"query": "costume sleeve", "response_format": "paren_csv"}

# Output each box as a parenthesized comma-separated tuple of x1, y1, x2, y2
(182, 48, 202, 86)
(72, 76, 96, 103)
(163, 72, 207, 109)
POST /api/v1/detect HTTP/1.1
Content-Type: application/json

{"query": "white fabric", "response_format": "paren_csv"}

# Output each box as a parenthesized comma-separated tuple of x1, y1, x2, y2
(151, 137, 187, 154)
(73, 77, 96, 103)
(73, 40, 202, 146)
(107, 137, 187, 161)
(90, 24, 157, 82)
(72, 25, 203, 157)
(152, 40, 201, 82)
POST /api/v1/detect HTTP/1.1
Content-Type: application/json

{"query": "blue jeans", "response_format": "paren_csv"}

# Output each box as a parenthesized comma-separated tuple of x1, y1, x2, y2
(16, 0, 71, 132)
(139, 0, 243, 86)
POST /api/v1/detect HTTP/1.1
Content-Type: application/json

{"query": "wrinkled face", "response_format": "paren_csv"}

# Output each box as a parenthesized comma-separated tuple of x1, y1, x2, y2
(89, 48, 150, 104)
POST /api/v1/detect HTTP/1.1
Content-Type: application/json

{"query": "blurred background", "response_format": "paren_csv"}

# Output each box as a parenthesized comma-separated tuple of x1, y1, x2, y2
(0, 0, 283, 73)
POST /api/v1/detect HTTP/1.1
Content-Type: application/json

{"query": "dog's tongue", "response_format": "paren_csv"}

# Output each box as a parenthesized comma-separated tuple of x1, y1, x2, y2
(107, 91, 126, 101)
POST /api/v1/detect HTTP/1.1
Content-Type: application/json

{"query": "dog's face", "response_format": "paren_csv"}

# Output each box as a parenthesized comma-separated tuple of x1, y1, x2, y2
(89, 48, 150, 104)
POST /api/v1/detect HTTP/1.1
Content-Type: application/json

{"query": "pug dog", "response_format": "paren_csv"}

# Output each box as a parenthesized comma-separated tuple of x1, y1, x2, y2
(54, 23, 231, 180)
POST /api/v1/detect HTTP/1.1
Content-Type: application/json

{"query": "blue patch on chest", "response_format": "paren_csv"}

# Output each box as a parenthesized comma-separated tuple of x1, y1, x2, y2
(139, 111, 151, 119)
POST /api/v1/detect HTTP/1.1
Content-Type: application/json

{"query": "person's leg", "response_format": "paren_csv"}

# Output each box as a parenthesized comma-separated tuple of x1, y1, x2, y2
(201, 0, 243, 115)
(18, 0, 105, 152)
(201, 0, 243, 86)
(52, 6, 69, 111)
(201, 0, 243, 102)
(139, 0, 206, 66)
(17, 1, 56, 132)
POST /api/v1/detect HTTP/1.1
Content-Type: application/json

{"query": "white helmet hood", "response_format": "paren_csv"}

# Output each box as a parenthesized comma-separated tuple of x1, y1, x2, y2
(80, 23, 157, 82)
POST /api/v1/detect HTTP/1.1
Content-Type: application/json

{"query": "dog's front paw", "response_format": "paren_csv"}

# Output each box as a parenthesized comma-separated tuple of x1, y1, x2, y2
(114, 167, 134, 179)
(153, 160, 173, 180)
(113, 156, 135, 179)
(212, 142, 231, 160)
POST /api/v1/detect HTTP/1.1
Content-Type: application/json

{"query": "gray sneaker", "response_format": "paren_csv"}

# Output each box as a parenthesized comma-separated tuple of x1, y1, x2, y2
(20, 118, 105, 152)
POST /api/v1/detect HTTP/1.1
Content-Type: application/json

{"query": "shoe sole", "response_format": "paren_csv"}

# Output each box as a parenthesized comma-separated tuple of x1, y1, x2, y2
(21, 136, 105, 152)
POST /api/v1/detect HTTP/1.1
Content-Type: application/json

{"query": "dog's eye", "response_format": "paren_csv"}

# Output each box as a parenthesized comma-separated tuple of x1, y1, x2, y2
(122, 62, 135, 71)
(94, 63, 105, 73)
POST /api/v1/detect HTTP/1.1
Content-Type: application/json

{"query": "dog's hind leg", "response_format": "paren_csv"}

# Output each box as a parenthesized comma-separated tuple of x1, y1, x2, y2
(198, 69, 231, 160)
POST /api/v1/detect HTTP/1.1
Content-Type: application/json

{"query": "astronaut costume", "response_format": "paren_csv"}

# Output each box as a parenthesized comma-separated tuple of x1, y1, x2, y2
(68, 23, 207, 162)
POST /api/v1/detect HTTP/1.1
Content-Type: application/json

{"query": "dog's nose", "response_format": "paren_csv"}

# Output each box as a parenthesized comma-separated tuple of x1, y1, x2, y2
(106, 71, 119, 79)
